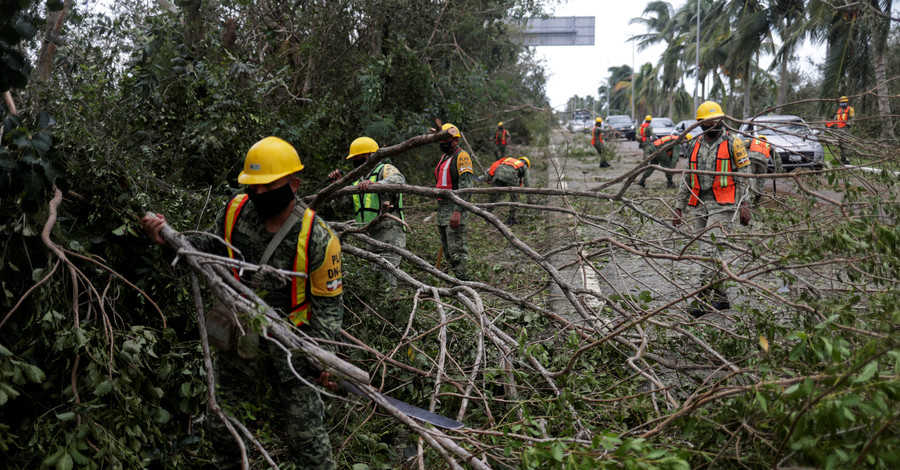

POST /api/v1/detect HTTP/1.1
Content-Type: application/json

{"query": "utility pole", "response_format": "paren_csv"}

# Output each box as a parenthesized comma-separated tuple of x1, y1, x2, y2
(694, 0, 700, 111)
(631, 38, 635, 121)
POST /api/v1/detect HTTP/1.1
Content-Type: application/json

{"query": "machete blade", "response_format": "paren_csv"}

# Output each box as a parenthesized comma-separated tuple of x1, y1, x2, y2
(340, 380, 464, 430)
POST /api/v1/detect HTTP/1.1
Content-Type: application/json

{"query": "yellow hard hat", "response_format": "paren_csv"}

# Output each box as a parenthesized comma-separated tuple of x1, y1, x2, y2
(498, 121, 504, 126)
(645, 115, 652, 121)
(757, 135, 768, 141)
(839, 96, 849, 103)
(696, 100, 725, 120)
(519, 157, 531, 168)
(347, 136, 379, 160)
(441, 123, 461, 138)
(238, 137, 304, 185)
(595, 117, 603, 123)
(685, 133, 693, 140)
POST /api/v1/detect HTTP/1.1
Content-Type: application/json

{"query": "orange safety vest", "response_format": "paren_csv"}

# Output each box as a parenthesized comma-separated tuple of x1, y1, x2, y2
(687, 139, 736, 206)
(639, 122, 650, 142)
(748, 138, 771, 159)
(591, 125, 604, 145)
(834, 108, 850, 128)
(488, 157, 525, 177)
(495, 129, 509, 145)
(652, 135, 677, 155)
(223, 194, 316, 326)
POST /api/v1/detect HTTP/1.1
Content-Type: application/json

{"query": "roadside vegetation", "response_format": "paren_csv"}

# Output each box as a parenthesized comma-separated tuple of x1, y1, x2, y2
(2, 1, 900, 469)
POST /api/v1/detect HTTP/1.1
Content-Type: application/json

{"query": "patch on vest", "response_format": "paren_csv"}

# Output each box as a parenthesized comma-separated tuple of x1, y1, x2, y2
(456, 151, 474, 174)
(732, 138, 751, 169)
(311, 235, 343, 297)
(382, 164, 399, 178)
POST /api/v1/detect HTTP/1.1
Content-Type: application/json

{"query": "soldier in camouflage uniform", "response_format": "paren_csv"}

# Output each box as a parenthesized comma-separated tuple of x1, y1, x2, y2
(328, 137, 406, 288)
(486, 156, 532, 225)
(141, 136, 343, 469)
(638, 133, 690, 188)
(746, 135, 782, 204)
(673, 102, 752, 318)
(435, 123, 474, 280)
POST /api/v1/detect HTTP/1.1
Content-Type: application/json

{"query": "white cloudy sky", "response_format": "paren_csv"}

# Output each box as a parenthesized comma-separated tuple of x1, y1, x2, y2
(534, 0, 827, 110)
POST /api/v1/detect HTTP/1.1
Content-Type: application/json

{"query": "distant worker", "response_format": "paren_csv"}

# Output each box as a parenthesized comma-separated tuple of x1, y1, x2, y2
(494, 122, 511, 159)
(638, 133, 691, 189)
(435, 123, 474, 280)
(486, 156, 532, 225)
(638, 115, 653, 150)
(828, 96, 855, 165)
(592, 117, 610, 168)
(746, 135, 782, 204)
(328, 137, 406, 288)
(673, 101, 752, 318)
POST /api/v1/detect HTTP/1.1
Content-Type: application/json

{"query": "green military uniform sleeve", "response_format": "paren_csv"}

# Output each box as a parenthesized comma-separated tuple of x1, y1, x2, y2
(186, 206, 229, 257)
(379, 164, 406, 185)
(772, 148, 783, 173)
(453, 171, 473, 213)
(521, 167, 530, 188)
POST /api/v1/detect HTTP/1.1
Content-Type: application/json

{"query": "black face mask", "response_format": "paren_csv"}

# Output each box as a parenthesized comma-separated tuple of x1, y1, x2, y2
(247, 181, 295, 219)
(439, 141, 456, 154)
(841, 103, 848, 108)
(701, 122, 723, 140)
(352, 157, 366, 169)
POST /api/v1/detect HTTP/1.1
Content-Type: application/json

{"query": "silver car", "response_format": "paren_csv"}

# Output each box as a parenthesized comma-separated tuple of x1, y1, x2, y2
(738, 115, 824, 170)
(649, 117, 675, 140)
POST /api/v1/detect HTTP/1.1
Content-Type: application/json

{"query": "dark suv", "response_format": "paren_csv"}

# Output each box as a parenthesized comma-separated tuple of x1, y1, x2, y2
(605, 115, 635, 140)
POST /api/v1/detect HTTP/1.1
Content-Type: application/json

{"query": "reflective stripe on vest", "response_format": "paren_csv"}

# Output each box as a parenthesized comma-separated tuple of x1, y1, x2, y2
(687, 139, 736, 206)
(224, 194, 250, 279)
(222, 195, 315, 326)
(748, 138, 771, 158)
(488, 157, 524, 177)
(495, 129, 509, 145)
(835, 108, 850, 128)
(351, 164, 405, 227)
(639, 122, 650, 142)
(653, 135, 677, 155)
(435, 149, 461, 190)
(352, 163, 384, 224)
(289, 209, 316, 326)
(592, 125, 604, 145)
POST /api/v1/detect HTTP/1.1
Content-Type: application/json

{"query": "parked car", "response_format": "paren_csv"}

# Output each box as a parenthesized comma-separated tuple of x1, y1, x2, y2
(583, 120, 608, 134)
(673, 119, 698, 156)
(649, 117, 676, 140)
(605, 115, 635, 140)
(566, 119, 585, 134)
(738, 115, 824, 170)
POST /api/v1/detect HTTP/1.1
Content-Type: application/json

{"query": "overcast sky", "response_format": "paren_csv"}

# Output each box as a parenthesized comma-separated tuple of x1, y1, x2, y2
(533, 0, 827, 111)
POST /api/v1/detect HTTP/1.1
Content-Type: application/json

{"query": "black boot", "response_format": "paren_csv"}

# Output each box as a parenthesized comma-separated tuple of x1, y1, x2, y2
(637, 180, 645, 188)
(666, 181, 675, 188)
(506, 216, 518, 226)
(599, 161, 611, 168)
(688, 289, 713, 318)
(711, 288, 730, 311)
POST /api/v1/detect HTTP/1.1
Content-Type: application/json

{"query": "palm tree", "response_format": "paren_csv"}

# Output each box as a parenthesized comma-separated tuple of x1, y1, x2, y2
(630, 1, 683, 115)
(807, 0, 895, 139)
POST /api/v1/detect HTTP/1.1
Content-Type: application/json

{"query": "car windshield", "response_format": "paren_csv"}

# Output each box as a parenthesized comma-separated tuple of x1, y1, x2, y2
(651, 118, 674, 127)
(755, 121, 809, 136)
(607, 116, 631, 125)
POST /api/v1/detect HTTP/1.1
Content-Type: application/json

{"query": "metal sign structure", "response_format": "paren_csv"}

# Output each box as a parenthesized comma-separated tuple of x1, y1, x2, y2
(515, 16, 595, 47)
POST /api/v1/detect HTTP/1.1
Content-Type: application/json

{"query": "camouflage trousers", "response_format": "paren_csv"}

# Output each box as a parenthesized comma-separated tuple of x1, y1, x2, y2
(368, 220, 407, 288)
(495, 144, 508, 159)
(640, 148, 676, 184)
(488, 178, 520, 219)
(209, 341, 335, 470)
(438, 224, 469, 280)
(686, 190, 738, 289)
(593, 143, 607, 162)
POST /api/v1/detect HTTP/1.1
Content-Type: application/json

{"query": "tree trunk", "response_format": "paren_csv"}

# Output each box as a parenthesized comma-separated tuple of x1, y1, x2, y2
(872, 38, 896, 140)
(742, 61, 751, 119)
(35, 0, 73, 81)
(776, 17, 793, 109)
